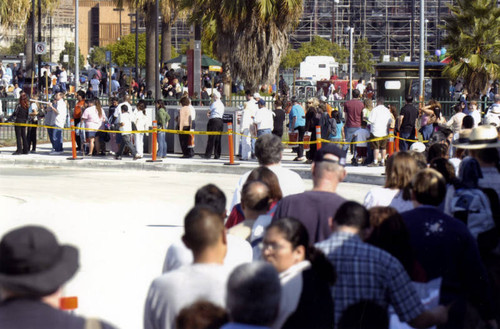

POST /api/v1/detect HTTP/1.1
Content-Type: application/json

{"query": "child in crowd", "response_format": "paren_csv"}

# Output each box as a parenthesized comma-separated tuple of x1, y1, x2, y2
(353, 121, 370, 165)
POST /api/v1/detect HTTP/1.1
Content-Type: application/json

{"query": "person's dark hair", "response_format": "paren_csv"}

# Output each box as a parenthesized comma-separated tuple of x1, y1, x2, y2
(477, 148, 500, 173)
(332, 110, 341, 123)
(137, 100, 146, 113)
(156, 100, 165, 109)
(411, 169, 446, 206)
(405, 95, 413, 103)
(338, 300, 389, 329)
(352, 89, 361, 98)
(274, 99, 282, 108)
(121, 104, 128, 112)
(95, 98, 103, 118)
(427, 143, 448, 163)
(255, 134, 283, 165)
(176, 300, 228, 329)
(408, 150, 427, 169)
(366, 207, 417, 278)
(334, 201, 369, 230)
(183, 205, 224, 254)
(110, 97, 118, 104)
(180, 96, 191, 106)
(194, 184, 226, 217)
(376, 96, 385, 104)
(267, 217, 336, 285)
(454, 103, 463, 113)
(245, 90, 252, 96)
(430, 158, 456, 185)
(77, 90, 86, 99)
(462, 115, 474, 129)
(226, 262, 280, 326)
(432, 106, 442, 119)
(19, 93, 30, 110)
(247, 167, 283, 201)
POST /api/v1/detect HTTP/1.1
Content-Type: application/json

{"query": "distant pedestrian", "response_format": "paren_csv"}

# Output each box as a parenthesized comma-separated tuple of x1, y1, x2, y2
(254, 99, 274, 137)
(114, 104, 140, 160)
(367, 96, 392, 167)
(398, 95, 419, 151)
(156, 100, 169, 158)
(272, 100, 286, 138)
(202, 91, 224, 159)
(178, 96, 193, 158)
(289, 96, 306, 161)
(343, 89, 364, 165)
(12, 92, 30, 155)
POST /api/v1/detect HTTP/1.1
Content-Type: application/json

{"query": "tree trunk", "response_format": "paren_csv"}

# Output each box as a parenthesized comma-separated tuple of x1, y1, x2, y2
(161, 18, 172, 67)
(144, 2, 157, 95)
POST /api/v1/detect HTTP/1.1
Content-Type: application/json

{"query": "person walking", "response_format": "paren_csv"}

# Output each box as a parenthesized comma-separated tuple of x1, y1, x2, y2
(12, 93, 30, 155)
(134, 100, 148, 158)
(289, 96, 306, 161)
(47, 92, 67, 154)
(27, 95, 40, 153)
(367, 96, 393, 167)
(179, 96, 193, 158)
(114, 105, 140, 160)
(203, 90, 224, 159)
(254, 99, 274, 137)
(398, 95, 419, 151)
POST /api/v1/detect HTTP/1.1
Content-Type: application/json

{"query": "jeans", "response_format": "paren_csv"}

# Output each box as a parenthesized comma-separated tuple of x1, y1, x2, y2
(421, 124, 433, 141)
(27, 126, 37, 151)
(343, 126, 359, 158)
(117, 134, 137, 157)
(399, 130, 415, 151)
(257, 128, 272, 137)
(294, 126, 306, 158)
(48, 127, 63, 152)
(157, 131, 167, 157)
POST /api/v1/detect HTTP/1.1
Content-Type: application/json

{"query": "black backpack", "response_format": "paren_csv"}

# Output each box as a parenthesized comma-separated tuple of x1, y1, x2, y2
(320, 112, 337, 139)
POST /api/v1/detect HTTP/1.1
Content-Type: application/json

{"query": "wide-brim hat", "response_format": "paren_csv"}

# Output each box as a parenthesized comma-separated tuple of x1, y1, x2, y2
(490, 106, 500, 115)
(0, 226, 79, 296)
(455, 125, 500, 149)
(452, 129, 472, 147)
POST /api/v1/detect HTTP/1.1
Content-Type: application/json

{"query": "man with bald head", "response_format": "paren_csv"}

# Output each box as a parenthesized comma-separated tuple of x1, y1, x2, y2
(272, 144, 347, 243)
(144, 205, 231, 329)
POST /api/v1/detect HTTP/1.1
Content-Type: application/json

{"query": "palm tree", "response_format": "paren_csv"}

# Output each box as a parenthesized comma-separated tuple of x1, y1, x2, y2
(441, 0, 500, 99)
(183, 0, 303, 93)
(160, 0, 182, 65)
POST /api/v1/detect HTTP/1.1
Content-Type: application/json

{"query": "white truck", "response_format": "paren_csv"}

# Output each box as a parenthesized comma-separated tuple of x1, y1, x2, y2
(299, 56, 339, 82)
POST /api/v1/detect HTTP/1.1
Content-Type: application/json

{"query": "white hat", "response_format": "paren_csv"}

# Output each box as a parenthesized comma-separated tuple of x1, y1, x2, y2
(253, 93, 261, 99)
(319, 96, 327, 102)
(483, 114, 500, 127)
(409, 142, 426, 153)
(455, 125, 500, 149)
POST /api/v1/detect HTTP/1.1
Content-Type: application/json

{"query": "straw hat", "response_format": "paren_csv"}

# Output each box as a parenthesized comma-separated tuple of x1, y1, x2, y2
(454, 125, 500, 149)
(452, 129, 472, 147)
(409, 142, 426, 153)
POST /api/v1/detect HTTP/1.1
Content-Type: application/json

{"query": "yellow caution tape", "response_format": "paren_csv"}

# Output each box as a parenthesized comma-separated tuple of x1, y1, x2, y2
(0, 122, 426, 144)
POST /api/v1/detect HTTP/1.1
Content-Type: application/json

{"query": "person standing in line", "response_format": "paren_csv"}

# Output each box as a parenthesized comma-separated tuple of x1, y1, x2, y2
(156, 100, 169, 158)
(367, 96, 392, 167)
(12, 92, 30, 155)
(343, 89, 364, 165)
(398, 95, 419, 151)
(289, 96, 306, 161)
(73, 90, 85, 151)
(58, 66, 67, 93)
(47, 92, 67, 155)
(179, 96, 193, 158)
(469, 101, 481, 128)
(134, 100, 148, 158)
(254, 99, 274, 137)
(272, 99, 286, 139)
(114, 105, 140, 160)
(27, 95, 39, 153)
(202, 90, 224, 159)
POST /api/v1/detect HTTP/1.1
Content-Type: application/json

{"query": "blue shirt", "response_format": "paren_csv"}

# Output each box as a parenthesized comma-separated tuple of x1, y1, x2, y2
(315, 231, 424, 325)
(289, 104, 305, 130)
(209, 100, 225, 119)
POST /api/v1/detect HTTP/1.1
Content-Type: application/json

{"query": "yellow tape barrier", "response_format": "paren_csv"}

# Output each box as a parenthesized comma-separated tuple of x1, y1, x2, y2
(0, 122, 425, 145)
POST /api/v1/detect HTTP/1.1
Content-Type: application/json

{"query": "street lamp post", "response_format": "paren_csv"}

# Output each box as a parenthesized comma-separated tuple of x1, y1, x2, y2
(128, 11, 140, 83)
(419, 0, 425, 101)
(113, 7, 124, 39)
(155, 0, 159, 100)
(347, 27, 354, 100)
(75, 0, 79, 91)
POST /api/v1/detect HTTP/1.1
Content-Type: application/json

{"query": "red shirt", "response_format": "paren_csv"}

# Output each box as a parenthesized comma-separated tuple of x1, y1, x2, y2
(343, 98, 364, 128)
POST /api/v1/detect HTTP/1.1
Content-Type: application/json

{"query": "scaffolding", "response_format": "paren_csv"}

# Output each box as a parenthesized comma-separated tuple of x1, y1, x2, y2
(289, 0, 454, 60)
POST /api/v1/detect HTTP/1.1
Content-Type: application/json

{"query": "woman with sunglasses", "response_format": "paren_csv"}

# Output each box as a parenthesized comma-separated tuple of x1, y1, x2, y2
(262, 217, 335, 329)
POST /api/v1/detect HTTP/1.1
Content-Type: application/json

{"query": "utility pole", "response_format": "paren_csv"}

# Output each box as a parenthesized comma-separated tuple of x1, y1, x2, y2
(155, 0, 160, 100)
(75, 0, 79, 91)
(38, 0, 42, 93)
(419, 0, 425, 100)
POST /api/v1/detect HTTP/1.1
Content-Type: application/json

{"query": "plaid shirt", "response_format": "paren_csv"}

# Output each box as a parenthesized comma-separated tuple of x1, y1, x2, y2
(315, 231, 424, 325)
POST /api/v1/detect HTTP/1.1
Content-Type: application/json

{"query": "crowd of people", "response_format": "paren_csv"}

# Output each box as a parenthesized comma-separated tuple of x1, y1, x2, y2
(2, 124, 500, 328)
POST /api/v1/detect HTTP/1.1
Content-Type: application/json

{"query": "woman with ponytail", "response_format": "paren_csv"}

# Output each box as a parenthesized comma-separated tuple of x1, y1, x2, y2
(12, 92, 30, 155)
(262, 217, 335, 329)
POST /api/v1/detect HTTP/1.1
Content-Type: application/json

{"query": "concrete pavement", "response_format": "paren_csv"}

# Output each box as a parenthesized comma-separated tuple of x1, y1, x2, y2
(0, 142, 386, 185)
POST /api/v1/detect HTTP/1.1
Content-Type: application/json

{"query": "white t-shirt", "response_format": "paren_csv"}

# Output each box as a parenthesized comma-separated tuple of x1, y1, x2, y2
(254, 107, 275, 130)
(162, 234, 252, 273)
(353, 128, 371, 147)
(59, 70, 68, 83)
(369, 105, 393, 137)
(54, 99, 67, 128)
(144, 263, 231, 329)
(364, 187, 414, 213)
(230, 165, 306, 210)
(470, 110, 481, 128)
(119, 111, 133, 134)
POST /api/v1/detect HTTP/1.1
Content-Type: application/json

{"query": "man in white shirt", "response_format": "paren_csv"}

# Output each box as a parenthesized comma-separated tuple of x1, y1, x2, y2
(110, 76, 120, 93)
(47, 92, 67, 154)
(202, 90, 225, 159)
(254, 99, 274, 137)
(368, 96, 393, 166)
(144, 205, 231, 329)
(230, 134, 305, 210)
(59, 67, 68, 92)
(162, 184, 252, 273)
(13, 83, 22, 99)
(114, 104, 140, 160)
(240, 90, 258, 160)
(356, 79, 366, 96)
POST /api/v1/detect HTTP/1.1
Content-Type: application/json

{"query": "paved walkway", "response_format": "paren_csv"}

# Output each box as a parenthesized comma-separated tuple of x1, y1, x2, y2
(0, 142, 385, 185)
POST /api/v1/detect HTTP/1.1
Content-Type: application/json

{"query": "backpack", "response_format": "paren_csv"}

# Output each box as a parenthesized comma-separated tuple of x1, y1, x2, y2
(450, 188, 498, 252)
(319, 112, 337, 139)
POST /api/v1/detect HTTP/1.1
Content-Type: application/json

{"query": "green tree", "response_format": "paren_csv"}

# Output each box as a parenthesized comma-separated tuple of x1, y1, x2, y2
(59, 42, 84, 71)
(106, 33, 146, 67)
(88, 47, 107, 67)
(183, 0, 304, 93)
(353, 38, 375, 76)
(441, 0, 500, 98)
(280, 36, 349, 69)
